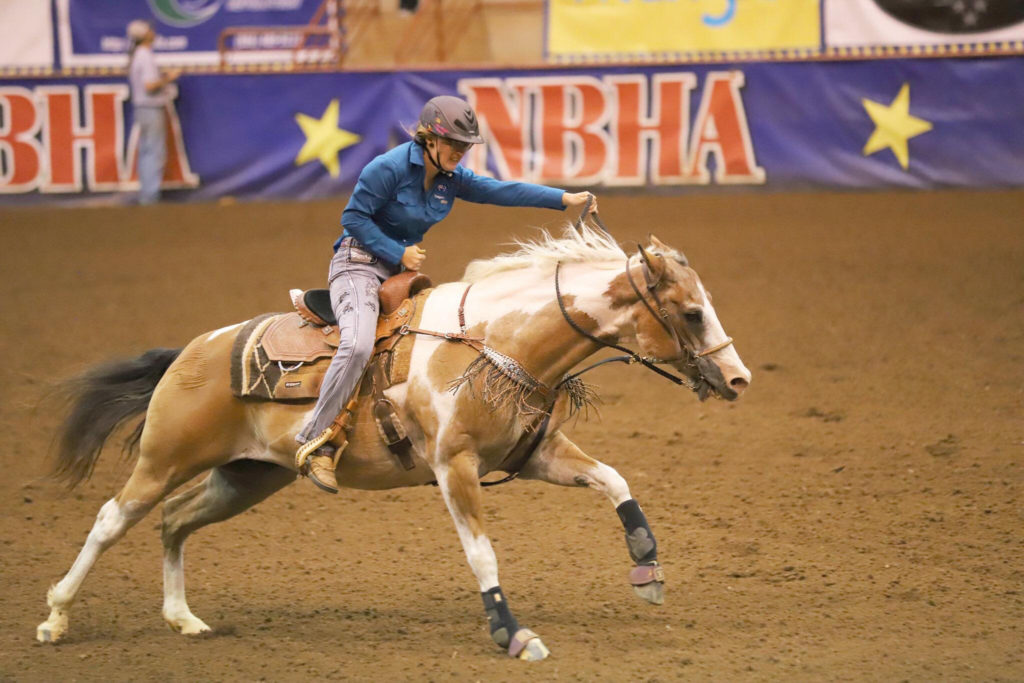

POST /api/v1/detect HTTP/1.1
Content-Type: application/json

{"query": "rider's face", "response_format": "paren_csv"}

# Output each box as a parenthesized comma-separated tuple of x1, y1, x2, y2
(432, 137, 472, 171)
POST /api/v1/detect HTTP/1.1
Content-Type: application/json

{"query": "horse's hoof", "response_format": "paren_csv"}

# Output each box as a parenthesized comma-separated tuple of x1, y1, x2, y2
(164, 614, 212, 635)
(629, 563, 665, 605)
(632, 581, 665, 605)
(508, 628, 550, 661)
(36, 622, 64, 644)
(518, 638, 551, 661)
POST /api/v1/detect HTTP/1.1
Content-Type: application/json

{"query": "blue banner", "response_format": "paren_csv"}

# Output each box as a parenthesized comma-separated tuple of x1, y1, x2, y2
(56, 0, 332, 68)
(2, 57, 1023, 203)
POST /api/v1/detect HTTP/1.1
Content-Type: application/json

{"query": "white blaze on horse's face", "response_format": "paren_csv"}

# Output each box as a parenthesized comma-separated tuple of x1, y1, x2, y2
(687, 278, 751, 397)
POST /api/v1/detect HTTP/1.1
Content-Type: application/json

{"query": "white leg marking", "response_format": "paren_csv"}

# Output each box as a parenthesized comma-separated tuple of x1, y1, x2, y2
(590, 462, 633, 507)
(162, 545, 211, 635)
(37, 498, 140, 643)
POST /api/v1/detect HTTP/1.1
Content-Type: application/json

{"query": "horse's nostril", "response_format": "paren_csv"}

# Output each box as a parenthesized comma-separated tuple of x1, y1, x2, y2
(730, 377, 749, 390)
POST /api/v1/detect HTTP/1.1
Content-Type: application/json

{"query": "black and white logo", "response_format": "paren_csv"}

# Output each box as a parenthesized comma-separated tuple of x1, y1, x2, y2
(872, 0, 1024, 33)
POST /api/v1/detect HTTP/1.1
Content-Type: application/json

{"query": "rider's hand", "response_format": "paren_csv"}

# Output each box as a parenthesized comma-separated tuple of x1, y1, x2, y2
(402, 245, 426, 271)
(563, 191, 597, 214)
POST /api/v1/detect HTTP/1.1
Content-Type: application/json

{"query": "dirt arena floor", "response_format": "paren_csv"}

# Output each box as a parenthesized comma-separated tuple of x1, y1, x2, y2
(0, 190, 1021, 682)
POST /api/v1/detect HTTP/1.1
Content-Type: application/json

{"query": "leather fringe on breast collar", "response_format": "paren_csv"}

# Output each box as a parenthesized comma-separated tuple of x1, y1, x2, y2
(447, 351, 598, 422)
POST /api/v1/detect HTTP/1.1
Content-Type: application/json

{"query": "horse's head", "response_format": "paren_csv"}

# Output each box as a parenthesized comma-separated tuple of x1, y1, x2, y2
(614, 235, 751, 401)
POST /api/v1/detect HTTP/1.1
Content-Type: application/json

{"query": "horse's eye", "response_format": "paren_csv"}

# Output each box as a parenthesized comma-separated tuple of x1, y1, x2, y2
(684, 310, 703, 325)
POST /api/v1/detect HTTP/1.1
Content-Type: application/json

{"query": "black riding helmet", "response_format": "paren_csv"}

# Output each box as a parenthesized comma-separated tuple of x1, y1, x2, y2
(419, 96, 485, 145)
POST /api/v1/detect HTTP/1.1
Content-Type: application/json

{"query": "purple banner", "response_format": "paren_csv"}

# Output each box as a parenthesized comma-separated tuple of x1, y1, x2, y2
(2, 57, 1023, 204)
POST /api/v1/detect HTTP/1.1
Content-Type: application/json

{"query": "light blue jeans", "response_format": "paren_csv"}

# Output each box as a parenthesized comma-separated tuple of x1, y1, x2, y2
(297, 238, 400, 444)
(135, 106, 166, 205)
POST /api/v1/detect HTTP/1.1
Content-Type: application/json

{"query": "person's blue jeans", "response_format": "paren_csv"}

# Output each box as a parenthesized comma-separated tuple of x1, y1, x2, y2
(297, 238, 400, 444)
(135, 106, 166, 205)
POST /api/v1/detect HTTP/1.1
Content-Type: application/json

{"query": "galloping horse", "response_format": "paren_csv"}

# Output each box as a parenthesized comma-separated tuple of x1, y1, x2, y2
(37, 225, 750, 660)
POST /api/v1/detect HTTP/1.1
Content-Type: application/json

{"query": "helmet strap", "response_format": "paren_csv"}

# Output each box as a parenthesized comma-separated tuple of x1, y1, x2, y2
(424, 139, 454, 178)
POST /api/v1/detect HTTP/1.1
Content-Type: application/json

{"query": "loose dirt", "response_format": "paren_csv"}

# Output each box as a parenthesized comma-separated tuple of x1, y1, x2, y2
(1, 190, 1021, 681)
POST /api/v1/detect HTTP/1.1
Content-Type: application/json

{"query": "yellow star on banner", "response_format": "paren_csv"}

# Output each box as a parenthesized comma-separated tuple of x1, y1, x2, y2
(862, 83, 933, 170)
(294, 99, 361, 177)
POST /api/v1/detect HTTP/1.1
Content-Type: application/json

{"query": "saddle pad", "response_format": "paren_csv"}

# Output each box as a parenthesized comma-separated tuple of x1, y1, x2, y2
(230, 313, 337, 402)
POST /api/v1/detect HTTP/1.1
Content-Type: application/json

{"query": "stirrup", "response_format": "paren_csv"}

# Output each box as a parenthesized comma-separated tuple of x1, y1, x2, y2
(295, 425, 340, 471)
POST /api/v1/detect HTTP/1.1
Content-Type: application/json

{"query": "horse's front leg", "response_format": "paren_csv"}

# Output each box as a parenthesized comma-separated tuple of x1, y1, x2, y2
(519, 431, 665, 605)
(435, 450, 550, 661)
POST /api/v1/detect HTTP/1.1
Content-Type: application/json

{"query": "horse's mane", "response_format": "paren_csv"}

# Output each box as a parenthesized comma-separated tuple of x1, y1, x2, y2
(462, 224, 627, 283)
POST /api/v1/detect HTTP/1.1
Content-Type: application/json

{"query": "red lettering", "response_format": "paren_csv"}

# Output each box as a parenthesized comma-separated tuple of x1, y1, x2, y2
(608, 73, 696, 186)
(38, 85, 129, 192)
(688, 71, 765, 184)
(459, 79, 530, 180)
(536, 78, 609, 184)
(0, 87, 43, 192)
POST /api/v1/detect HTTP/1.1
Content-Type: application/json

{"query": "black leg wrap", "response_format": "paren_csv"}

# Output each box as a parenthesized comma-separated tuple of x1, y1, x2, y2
(481, 586, 519, 649)
(616, 499, 658, 564)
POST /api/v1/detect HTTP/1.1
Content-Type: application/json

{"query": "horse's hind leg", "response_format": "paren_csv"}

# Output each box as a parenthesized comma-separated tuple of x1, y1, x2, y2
(37, 460, 182, 643)
(161, 459, 295, 635)
(519, 431, 665, 605)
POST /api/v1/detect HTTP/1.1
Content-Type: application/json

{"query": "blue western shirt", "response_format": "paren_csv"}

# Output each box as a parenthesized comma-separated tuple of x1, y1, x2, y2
(336, 141, 566, 265)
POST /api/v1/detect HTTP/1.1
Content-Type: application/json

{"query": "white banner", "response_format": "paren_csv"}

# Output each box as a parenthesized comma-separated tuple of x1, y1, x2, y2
(0, 0, 55, 70)
(825, 0, 1024, 48)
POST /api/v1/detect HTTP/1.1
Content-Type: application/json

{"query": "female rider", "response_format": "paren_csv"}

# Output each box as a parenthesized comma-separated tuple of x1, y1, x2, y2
(296, 95, 597, 493)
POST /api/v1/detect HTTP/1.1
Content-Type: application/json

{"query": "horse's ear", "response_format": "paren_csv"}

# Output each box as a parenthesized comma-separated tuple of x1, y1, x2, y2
(647, 233, 688, 266)
(648, 234, 671, 254)
(637, 244, 668, 284)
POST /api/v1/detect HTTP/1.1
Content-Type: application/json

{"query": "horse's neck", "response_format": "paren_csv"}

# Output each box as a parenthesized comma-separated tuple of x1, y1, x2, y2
(462, 262, 629, 386)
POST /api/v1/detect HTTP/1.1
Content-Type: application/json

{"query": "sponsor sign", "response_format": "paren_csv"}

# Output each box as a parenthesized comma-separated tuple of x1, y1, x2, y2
(55, 0, 334, 68)
(2, 59, 1024, 204)
(546, 0, 821, 60)
(825, 0, 1024, 48)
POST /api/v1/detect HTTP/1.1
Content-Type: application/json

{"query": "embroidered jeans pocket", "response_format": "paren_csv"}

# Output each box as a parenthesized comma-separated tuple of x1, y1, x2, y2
(347, 245, 377, 264)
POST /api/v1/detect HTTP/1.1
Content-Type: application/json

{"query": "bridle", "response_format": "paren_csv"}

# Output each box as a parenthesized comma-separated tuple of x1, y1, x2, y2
(552, 200, 734, 396)
(411, 200, 737, 486)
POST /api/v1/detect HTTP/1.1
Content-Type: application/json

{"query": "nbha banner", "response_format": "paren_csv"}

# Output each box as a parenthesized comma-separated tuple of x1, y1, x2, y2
(3, 58, 1024, 204)
(546, 0, 821, 61)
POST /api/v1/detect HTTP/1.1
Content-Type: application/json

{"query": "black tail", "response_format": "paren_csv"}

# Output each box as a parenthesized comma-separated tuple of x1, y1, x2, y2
(52, 348, 182, 489)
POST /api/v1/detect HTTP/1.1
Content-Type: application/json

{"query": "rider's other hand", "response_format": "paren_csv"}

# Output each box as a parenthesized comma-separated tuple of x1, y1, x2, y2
(402, 245, 426, 271)
(563, 191, 597, 214)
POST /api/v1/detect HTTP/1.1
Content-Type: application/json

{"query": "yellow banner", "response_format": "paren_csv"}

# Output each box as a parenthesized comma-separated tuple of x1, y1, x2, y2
(547, 0, 821, 57)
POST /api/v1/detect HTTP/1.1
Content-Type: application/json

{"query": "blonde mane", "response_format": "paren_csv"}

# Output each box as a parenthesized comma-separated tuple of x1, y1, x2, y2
(462, 224, 627, 283)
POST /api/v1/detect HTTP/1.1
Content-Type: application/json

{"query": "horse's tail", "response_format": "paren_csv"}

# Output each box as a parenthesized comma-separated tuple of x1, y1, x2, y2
(52, 348, 182, 489)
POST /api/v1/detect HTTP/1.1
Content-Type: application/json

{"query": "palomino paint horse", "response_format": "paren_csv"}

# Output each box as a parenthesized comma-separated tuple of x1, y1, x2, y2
(37, 226, 750, 660)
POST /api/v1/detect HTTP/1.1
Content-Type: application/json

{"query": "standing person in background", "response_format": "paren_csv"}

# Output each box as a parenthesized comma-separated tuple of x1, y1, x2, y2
(294, 95, 597, 494)
(127, 20, 180, 205)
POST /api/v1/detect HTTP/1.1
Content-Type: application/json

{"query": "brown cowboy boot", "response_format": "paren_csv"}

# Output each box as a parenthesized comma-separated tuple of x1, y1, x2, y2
(295, 397, 359, 495)
(304, 445, 341, 494)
